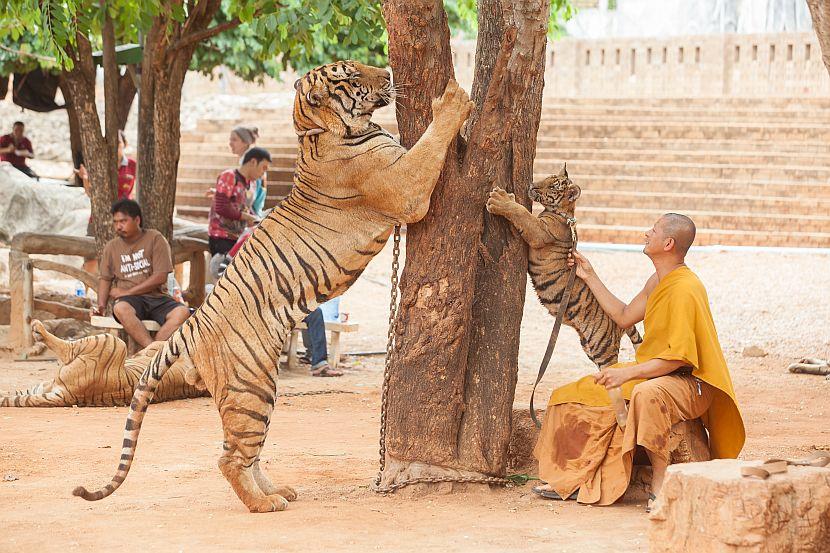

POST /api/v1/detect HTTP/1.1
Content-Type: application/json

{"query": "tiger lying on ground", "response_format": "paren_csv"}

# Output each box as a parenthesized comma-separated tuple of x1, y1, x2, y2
(73, 61, 474, 513)
(486, 165, 642, 367)
(0, 320, 207, 408)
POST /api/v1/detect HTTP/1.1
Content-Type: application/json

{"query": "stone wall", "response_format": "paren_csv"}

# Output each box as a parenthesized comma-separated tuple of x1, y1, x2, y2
(450, 32, 829, 97)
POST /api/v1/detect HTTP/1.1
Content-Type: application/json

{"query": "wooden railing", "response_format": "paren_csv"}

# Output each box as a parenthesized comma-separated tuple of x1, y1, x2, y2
(7, 228, 209, 349)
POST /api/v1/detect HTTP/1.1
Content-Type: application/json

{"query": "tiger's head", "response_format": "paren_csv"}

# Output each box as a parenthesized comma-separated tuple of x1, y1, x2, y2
(293, 60, 394, 137)
(530, 164, 581, 213)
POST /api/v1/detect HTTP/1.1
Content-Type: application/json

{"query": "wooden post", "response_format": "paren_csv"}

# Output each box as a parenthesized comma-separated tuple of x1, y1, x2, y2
(187, 251, 206, 307)
(8, 250, 28, 347)
(21, 258, 34, 349)
(287, 330, 300, 372)
(328, 330, 341, 369)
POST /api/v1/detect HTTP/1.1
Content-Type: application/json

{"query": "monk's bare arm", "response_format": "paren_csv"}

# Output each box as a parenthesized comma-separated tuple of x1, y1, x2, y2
(571, 251, 657, 328)
(595, 358, 687, 388)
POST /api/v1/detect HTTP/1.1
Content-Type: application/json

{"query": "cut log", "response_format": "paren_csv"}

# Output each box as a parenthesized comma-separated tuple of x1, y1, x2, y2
(649, 459, 830, 553)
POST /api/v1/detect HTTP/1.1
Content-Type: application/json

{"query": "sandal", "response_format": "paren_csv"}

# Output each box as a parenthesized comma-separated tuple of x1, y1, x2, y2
(532, 484, 577, 500)
(311, 364, 343, 377)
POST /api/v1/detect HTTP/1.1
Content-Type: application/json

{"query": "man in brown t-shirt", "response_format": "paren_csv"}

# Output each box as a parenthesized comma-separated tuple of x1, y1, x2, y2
(95, 199, 190, 348)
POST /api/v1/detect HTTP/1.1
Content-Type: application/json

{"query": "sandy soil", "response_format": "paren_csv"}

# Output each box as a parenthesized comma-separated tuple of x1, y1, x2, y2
(1, 243, 829, 552)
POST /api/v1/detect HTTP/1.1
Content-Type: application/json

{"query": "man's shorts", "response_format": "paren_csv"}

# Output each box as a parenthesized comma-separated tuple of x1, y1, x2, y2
(113, 295, 187, 326)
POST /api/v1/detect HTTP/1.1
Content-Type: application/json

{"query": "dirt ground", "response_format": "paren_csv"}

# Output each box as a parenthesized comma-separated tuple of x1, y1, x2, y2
(1, 243, 829, 552)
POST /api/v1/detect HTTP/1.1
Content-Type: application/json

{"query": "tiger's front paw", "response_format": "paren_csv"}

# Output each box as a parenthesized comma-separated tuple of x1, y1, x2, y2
(431, 79, 474, 136)
(486, 186, 517, 217)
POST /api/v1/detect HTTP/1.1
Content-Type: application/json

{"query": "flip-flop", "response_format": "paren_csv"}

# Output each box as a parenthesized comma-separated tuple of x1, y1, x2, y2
(532, 484, 578, 500)
(311, 366, 344, 377)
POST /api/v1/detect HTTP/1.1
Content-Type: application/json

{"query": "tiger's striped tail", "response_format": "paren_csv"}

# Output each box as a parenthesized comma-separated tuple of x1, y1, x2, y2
(72, 327, 187, 501)
(625, 325, 643, 350)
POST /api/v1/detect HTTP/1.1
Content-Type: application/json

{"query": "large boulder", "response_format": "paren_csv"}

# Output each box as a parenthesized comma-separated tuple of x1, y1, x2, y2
(0, 164, 89, 242)
(650, 458, 830, 552)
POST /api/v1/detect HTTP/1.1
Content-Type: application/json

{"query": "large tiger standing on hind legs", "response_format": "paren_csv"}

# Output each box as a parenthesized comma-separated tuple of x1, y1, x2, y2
(73, 61, 474, 513)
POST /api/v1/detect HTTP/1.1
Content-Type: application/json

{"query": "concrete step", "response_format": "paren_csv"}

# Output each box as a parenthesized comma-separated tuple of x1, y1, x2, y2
(174, 191, 290, 209)
(552, 174, 830, 198)
(535, 120, 830, 141)
(534, 137, 829, 154)
(177, 165, 295, 182)
(577, 224, 830, 248)
(579, 190, 830, 215)
(535, 147, 830, 166)
(533, 159, 830, 183)
(175, 178, 294, 197)
(575, 206, 830, 233)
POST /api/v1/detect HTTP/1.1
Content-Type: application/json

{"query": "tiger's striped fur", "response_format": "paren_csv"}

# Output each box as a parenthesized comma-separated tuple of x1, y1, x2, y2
(0, 320, 207, 408)
(486, 165, 642, 368)
(73, 61, 474, 512)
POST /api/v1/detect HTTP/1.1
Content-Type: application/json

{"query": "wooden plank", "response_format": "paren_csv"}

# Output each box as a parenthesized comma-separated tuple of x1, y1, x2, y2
(293, 321, 359, 332)
(33, 299, 90, 321)
(187, 251, 206, 307)
(30, 259, 97, 290)
(11, 233, 96, 257)
(90, 315, 160, 332)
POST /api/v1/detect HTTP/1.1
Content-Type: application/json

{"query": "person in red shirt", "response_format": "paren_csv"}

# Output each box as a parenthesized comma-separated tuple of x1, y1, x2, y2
(0, 121, 38, 179)
(208, 147, 271, 256)
(76, 130, 137, 202)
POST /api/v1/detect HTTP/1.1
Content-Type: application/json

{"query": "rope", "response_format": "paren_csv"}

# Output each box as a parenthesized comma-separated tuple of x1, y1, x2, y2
(372, 225, 514, 493)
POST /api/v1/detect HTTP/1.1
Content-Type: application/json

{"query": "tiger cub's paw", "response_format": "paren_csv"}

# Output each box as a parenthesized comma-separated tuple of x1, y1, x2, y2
(486, 186, 517, 216)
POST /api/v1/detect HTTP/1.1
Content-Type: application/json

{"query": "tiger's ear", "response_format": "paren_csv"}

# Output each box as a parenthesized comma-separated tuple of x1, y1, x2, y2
(558, 163, 568, 178)
(567, 184, 582, 203)
(306, 88, 324, 107)
(294, 78, 302, 91)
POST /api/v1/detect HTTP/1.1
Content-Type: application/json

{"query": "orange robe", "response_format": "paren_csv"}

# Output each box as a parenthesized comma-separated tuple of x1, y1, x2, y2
(533, 266, 745, 505)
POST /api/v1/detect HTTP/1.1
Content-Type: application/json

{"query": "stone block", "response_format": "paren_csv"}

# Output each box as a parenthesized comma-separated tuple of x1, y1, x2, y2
(649, 459, 830, 553)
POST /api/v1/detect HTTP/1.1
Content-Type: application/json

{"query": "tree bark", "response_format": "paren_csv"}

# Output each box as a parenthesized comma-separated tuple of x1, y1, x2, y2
(807, 0, 830, 78)
(380, 0, 549, 484)
(60, 32, 118, 254)
(117, 67, 138, 131)
(137, 0, 222, 242)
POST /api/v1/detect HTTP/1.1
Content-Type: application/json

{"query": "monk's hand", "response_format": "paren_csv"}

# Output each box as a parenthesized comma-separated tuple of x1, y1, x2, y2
(568, 249, 595, 281)
(594, 367, 633, 389)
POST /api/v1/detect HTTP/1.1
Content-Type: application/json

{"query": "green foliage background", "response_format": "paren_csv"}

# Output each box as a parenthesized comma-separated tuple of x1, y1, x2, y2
(1, 0, 572, 82)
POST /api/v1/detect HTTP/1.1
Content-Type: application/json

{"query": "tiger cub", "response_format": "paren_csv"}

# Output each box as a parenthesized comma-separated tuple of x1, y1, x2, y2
(486, 165, 641, 367)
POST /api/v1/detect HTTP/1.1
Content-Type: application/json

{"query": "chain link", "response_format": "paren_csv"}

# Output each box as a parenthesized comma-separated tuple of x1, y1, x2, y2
(372, 225, 513, 493)
(280, 390, 355, 398)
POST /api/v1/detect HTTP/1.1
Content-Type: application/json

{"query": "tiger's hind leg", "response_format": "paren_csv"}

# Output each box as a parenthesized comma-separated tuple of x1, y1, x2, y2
(251, 461, 297, 501)
(217, 391, 291, 513)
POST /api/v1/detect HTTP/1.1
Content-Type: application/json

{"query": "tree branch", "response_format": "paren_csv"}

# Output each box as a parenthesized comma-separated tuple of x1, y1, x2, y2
(171, 17, 241, 50)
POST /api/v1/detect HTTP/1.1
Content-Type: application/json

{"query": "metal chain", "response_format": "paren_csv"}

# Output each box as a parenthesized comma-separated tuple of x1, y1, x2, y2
(280, 390, 355, 397)
(372, 225, 514, 493)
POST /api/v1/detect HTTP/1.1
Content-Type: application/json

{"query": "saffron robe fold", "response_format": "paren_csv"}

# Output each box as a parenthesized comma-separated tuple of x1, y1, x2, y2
(533, 266, 745, 504)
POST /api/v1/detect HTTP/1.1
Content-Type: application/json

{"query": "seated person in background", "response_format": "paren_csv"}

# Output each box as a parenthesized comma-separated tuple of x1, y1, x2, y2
(94, 199, 191, 348)
(0, 121, 38, 179)
(76, 130, 138, 275)
(208, 147, 271, 257)
(532, 213, 744, 512)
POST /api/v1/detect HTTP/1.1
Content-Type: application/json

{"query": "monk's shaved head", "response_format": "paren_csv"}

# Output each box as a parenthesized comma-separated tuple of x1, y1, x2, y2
(660, 213, 696, 257)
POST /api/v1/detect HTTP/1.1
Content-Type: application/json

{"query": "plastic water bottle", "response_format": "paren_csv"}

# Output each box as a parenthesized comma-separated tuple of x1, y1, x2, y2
(167, 274, 184, 304)
(74, 281, 86, 297)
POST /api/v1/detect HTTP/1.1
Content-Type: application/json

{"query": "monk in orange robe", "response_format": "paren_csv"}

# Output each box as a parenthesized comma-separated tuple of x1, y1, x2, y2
(532, 213, 745, 511)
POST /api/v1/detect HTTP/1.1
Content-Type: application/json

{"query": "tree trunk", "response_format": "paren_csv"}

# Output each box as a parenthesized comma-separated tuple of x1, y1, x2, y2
(379, 0, 549, 486)
(117, 67, 138, 131)
(60, 79, 84, 186)
(807, 0, 830, 77)
(60, 31, 119, 254)
(137, 1, 222, 242)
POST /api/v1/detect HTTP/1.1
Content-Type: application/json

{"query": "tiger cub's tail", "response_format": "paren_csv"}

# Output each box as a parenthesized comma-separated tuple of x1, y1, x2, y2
(72, 326, 188, 501)
(625, 325, 643, 351)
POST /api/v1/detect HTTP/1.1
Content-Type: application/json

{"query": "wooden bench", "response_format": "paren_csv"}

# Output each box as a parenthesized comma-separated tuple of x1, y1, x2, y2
(91, 315, 161, 353)
(285, 321, 359, 371)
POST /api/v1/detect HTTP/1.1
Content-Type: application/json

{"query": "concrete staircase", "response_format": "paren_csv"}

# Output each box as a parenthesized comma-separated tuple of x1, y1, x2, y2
(176, 97, 830, 248)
